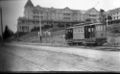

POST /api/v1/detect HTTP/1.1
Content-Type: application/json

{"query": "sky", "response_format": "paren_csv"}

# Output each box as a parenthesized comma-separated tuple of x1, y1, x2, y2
(0, 0, 120, 32)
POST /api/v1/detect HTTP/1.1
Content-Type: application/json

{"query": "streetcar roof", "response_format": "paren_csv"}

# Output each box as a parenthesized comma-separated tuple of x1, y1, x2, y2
(66, 23, 103, 29)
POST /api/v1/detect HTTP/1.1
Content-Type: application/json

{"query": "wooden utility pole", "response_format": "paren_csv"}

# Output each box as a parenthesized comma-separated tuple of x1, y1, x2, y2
(105, 15, 108, 44)
(39, 13, 42, 42)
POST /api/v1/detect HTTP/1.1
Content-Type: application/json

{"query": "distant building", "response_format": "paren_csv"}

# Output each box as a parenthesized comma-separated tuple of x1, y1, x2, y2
(84, 8, 100, 23)
(17, 0, 101, 33)
(107, 8, 120, 25)
(105, 8, 120, 45)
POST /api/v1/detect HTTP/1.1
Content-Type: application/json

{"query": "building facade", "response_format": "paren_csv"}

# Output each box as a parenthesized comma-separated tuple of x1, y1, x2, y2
(17, 0, 101, 33)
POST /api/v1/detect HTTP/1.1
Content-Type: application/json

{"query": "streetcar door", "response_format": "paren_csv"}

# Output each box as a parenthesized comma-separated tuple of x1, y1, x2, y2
(84, 26, 90, 38)
(65, 28, 73, 40)
(84, 25, 95, 38)
(90, 25, 95, 38)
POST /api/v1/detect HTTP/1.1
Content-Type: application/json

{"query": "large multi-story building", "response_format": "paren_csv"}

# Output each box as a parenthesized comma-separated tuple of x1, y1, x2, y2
(17, 0, 100, 33)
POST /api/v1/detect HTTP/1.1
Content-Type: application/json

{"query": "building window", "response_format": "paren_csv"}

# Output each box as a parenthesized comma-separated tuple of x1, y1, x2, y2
(19, 26, 22, 31)
(89, 14, 97, 17)
(117, 16, 118, 19)
(64, 13, 71, 16)
(41, 16, 43, 20)
(64, 17, 70, 20)
(117, 12, 119, 15)
(27, 26, 29, 31)
(22, 26, 24, 31)
(33, 16, 39, 19)
(33, 10, 39, 15)
(21, 26, 29, 32)
(33, 21, 38, 24)
(40, 12, 43, 14)
(21, 20, 25, 24)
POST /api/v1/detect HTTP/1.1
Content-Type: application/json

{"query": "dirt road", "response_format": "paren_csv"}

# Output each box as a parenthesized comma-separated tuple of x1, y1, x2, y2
(0, 42, 120, 72)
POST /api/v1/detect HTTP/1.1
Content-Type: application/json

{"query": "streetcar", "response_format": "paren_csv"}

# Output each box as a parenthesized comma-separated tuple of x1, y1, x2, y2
(65, 23, 107, 46)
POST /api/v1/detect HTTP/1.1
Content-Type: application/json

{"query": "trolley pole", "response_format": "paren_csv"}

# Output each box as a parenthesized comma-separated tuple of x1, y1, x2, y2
(106, 16, 109, 35)
(106, 16, 108, 26)
(39, 14, 42, 42)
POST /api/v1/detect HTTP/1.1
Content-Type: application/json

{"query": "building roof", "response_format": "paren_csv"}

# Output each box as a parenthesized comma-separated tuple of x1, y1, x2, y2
(66, 22, 102, 29)
(107, 8, 120, 15)
(25, 0, 34, 8)
(85, 8, 99, 14)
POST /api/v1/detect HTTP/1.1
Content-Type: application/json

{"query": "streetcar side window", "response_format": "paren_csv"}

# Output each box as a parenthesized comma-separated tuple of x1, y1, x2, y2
(88, 28, 91, 32)
(97, 26, 100, 31)
(91, 28, 94, 32)
(100, 26, 102, 31)
(97, 25, 102, 31)
(81, 28, 83, 32)
(79, 28, 82, 32)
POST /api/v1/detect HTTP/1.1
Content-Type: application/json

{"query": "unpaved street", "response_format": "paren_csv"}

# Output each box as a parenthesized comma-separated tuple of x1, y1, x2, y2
(0, 42, 120, 72)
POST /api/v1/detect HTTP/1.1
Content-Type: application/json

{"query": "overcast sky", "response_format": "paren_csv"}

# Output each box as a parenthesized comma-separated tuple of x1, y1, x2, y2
(0, 0, 120, 32)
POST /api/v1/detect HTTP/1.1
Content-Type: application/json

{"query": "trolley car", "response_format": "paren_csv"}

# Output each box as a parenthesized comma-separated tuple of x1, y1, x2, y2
(65, 23, 107, 46)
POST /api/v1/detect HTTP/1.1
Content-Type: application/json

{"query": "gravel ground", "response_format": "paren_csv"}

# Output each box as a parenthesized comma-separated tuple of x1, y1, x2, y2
(0, 45, 102, 71)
